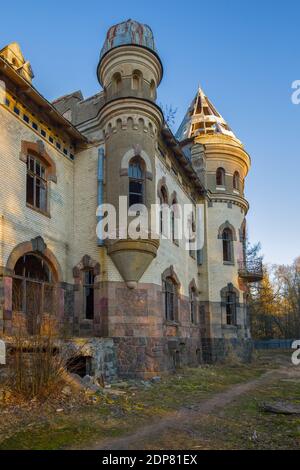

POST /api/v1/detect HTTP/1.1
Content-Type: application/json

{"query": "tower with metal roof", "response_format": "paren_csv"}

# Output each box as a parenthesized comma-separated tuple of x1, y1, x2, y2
(176, 87, 259, 357)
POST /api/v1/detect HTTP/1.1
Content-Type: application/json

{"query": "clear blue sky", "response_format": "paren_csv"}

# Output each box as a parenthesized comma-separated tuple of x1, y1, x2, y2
(1, 0, 299, 265)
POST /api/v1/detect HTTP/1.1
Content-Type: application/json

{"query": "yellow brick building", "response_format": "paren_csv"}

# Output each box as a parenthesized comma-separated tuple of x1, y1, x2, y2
(0, 20, 262, 377)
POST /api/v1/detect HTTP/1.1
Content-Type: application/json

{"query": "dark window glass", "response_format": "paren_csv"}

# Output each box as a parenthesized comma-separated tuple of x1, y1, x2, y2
(26, 155, 47, 212)
(216, 167, 225, 186)
(159, 187, 168, 234)
(12, 254, 55, 334)
(226, 292, 237, 325)
(164, 278, 177, 322)
(190, 289, 197, 324)
(32, 122, 38, 130)
(14, 106, 20, 115)
(129, 159, 144, 208)
(83, 270, 95, 320)
(222, 228, 233, 263)
(23, 114, 29, 123)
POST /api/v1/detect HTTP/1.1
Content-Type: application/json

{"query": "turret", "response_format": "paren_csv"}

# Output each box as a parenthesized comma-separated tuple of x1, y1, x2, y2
(98, 20, 164, 288)
(177, 88, 255, 344)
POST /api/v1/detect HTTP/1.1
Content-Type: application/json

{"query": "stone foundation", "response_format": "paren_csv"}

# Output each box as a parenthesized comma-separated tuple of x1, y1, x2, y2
(201, 338, 253, 364)
(113, 336, 203, 378)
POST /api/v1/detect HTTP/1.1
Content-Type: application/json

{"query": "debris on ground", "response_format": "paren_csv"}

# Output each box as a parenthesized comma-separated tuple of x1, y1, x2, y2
(261, 401, 300, 415)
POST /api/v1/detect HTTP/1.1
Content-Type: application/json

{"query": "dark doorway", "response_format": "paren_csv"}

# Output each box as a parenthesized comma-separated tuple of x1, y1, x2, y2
(12, 253, 56, 335)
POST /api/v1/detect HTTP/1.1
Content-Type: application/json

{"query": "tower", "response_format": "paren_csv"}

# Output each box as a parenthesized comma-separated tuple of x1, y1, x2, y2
(177, 88, 260, 360)
(97, 19, 163, 288)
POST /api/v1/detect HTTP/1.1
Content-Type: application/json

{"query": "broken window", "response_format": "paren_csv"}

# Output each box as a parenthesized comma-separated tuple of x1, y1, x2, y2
(26, 155, 47, 212)
(83, 270, 95, 320)
(129, 157, 145, 207)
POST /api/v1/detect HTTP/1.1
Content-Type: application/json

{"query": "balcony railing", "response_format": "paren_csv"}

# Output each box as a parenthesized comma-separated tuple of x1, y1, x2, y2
(238, 260, 263, 282)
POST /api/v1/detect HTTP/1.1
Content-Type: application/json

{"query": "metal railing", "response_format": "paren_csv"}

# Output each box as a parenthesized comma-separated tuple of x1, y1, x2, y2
(238, 260, 263, 282)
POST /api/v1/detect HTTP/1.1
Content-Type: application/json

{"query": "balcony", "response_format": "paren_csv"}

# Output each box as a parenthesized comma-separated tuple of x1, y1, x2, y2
(238, 260, 263, 282)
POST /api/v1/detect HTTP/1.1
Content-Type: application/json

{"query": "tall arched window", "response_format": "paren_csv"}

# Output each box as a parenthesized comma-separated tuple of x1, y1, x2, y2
(164, 277, 178, 322)
(27, 154, 47, 212)
(216, 167, 225, 187)
(222, 228, 234, 263)
(83, 269, 95, 320)
(190, 287, 197, 324)
(189, 212, 196, 258)
(112, 72, 122, 94)
(159, 186, 168, 235)
(132, 70, 142, 91)
(171, 199, 178, 245)
(233, 171, 240, 191)
(128, 157, 145, 207)
(226, 292, 237, 325)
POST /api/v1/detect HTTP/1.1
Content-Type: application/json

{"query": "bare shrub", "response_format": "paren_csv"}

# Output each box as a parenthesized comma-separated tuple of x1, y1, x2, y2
(8, 284, 86, 399)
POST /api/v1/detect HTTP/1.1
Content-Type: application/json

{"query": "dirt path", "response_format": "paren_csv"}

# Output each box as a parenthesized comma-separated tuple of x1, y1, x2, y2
(88, 363, 300, 450)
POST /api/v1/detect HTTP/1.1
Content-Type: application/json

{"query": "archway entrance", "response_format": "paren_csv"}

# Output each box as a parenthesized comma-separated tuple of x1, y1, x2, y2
(12, 253, 56, 334)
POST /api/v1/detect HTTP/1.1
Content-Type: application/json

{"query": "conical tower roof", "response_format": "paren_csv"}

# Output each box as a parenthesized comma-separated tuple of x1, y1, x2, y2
(176, 87, 238, 142)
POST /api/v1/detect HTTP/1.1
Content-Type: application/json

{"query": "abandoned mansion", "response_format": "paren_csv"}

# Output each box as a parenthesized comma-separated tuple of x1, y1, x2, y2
(0, 20, 263, 377)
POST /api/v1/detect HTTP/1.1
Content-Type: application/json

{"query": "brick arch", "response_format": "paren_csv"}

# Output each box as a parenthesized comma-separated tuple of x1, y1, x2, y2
(220, 283, 240, 302)
(161, 265, 181, 288)
(73, 255, 100, 280)
(217, 221, 237, 241)
(120, 147, 153, 180)
(6, 237, 63, 282)
(189, 279, 199, 297)
(20, 140, 57, 183)
(157, 176, 170, 204)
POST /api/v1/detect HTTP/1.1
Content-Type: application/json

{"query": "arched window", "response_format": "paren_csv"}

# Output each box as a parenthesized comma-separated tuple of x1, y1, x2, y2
(132, 70, 142, 91)
(216, 167, 225, 187)
(233, 171, 240, 191)
(112, 72, 122, 94)
(171, 199, 178, 244)
(12, 254, 55, 334)
(226, 292, 237, 325)
(189, 212, 196, 258)
(190, 287, 197, 324)
(163, 277, 178, 322)
(128, 157, 145, 207)
(83, 269, 95, 320)
(159, 186, 168, 235)
(222, 228, 234, 263)
(150, 80, 156, 99)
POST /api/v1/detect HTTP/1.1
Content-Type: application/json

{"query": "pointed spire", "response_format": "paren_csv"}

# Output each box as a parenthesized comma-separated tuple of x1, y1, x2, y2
(176, 87, 237, 142)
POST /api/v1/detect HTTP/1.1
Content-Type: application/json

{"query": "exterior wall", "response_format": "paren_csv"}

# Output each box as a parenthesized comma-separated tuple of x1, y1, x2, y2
(0, 106, 74, 282)
(73, 145, 100, 266)
(140, 155, 199, 297)
(204, 200, 248, 340)
(0, 29, 255, 375)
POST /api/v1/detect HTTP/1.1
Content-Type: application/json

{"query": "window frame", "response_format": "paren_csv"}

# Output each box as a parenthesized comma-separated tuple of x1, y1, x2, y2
(190, 287, 197, 324)
(233, 171, 240, 191)
(225, 292, 237, 326)
(216, 167, 225, 187)
(83, 269, 95, 320)
(163, 277, 178, 322)
(222, 228, 234, 264)
(128, 157, 145, 208)
(26, 154, 49, 215)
